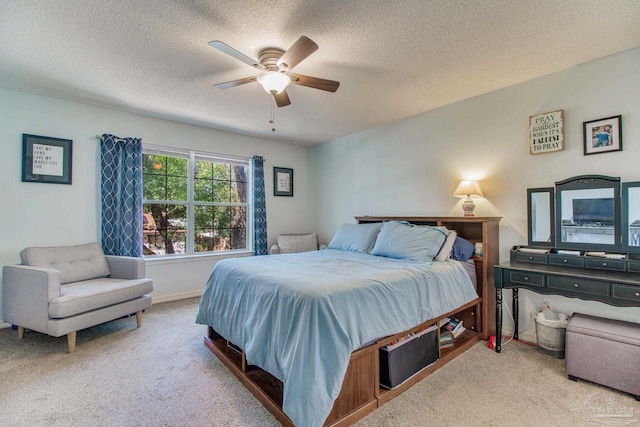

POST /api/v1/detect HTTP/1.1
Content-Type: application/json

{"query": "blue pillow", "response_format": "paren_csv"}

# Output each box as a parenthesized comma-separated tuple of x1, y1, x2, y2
(450, 236, 475, 261)
(327, 222, 382, 253)
(370, 221, 447, 262)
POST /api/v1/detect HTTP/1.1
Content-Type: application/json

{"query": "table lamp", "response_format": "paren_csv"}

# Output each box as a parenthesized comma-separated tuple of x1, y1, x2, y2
(453, 180, 484, 216)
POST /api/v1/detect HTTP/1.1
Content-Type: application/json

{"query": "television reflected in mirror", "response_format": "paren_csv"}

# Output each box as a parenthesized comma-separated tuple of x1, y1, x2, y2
(555, 175, 621, 251)
(527, 187, 554, 247)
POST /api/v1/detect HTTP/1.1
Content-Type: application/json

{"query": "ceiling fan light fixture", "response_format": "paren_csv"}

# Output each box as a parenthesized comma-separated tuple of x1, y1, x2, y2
(257, 71, 291, 94)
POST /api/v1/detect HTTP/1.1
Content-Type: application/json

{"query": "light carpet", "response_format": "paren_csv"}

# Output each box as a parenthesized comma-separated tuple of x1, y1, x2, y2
(1, 298, 637, 426)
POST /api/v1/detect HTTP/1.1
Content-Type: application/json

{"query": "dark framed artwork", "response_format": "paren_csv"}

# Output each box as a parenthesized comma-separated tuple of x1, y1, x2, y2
(22, 134, 73, 184)
(583, 115, 622, 156)
(273, 167, 293, 197)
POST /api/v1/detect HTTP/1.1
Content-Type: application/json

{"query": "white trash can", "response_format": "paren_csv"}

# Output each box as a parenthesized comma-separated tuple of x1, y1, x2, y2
(533, 309, 569, 359)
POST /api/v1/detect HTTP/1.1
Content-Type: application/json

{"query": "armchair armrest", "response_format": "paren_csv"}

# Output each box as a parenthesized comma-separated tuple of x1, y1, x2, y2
(105, 255, 145, 280)
(2, 265, 62, 333)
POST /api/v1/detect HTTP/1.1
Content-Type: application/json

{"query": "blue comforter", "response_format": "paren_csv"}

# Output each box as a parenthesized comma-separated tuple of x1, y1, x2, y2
(196, 249, 478, 427)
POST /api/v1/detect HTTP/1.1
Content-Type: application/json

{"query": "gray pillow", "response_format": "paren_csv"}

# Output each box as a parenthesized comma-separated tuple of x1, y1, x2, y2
(370, 221, 447, 262)
(327, 222, 383, 253)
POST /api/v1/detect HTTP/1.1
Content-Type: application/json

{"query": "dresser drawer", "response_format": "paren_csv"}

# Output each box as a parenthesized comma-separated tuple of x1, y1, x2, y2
(628, 261, 640, 273)
(611, 283, 640, 302)
(547, 275, 609, 296)
(515, 252, 548, 264)
(509, 271, 544, 287)
(585, 258, 626, 271)
(548, 255, 584, 268)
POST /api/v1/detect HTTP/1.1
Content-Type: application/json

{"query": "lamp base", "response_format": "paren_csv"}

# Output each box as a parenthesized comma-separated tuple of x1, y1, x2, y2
(462, 198, 476, 217)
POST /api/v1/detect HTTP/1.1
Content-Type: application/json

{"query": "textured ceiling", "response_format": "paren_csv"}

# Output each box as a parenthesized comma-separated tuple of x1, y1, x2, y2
(1, 1, 639, 147)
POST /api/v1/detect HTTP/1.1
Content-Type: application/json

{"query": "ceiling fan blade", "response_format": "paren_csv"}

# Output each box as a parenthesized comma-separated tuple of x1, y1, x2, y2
(290, 73, 340, 92)
(273, 90, 291, 107)
(209, 41, 266, 71)
(276, 36, 318, 71)
(214, 76, 257, 89)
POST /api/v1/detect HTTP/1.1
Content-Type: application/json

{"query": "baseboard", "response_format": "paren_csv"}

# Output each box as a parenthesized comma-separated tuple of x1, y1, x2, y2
(152, 290, 203, 304)
(0, 293, 202, 328)
(500, 327, 537, 345)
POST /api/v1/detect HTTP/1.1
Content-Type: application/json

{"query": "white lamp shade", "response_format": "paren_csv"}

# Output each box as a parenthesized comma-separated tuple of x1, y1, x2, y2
(257, 71, 291, 94)
(453, 180, 484, 198)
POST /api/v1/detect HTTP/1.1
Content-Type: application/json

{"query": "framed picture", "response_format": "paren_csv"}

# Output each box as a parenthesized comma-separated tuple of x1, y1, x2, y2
(583, 115, 622, 156)
(22, 134, 73, 184)
(529, 110, 564, 155)
(273, 167, 293, 197)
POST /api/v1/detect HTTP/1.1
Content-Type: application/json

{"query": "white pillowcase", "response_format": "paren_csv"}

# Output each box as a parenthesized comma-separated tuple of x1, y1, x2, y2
(435, 230, 457, 261)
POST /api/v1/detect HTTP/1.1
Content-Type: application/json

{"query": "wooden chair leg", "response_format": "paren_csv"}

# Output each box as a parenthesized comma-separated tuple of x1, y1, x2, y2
(17, 326, 25, 339)
(135, 310, 142, 328)
(67, 331, 77, 354)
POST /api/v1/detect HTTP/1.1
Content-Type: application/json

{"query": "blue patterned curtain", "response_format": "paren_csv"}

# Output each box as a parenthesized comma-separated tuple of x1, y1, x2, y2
(253, 156, 268, 255)
(100, 134, 143, 257)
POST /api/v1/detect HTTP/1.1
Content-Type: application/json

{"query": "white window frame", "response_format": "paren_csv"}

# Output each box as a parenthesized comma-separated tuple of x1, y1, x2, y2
(142, 144, 253, 259)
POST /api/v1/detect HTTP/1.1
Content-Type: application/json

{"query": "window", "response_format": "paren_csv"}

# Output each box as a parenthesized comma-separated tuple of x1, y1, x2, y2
(142, 147, 251, 256)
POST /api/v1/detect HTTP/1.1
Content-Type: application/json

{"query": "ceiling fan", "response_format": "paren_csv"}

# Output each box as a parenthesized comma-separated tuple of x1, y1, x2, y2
(209, 36, 340, 107)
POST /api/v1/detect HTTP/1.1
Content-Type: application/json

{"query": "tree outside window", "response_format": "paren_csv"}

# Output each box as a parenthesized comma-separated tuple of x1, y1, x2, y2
(142, 150, 249, 256)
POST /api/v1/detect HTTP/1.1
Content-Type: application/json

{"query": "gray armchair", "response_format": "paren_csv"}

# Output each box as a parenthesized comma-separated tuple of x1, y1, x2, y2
(2, 242, 153, 353)
(269, 233, 327, 255)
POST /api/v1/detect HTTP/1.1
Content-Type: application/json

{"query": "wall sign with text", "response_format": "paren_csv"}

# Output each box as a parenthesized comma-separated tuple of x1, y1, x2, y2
(273, 167, 293, 197)
(22, 134, 73, 184)
(529, 110, 564, 155)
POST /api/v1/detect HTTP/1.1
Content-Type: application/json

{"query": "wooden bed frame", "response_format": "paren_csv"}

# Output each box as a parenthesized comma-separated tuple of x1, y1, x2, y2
(203, 216, 500, 426)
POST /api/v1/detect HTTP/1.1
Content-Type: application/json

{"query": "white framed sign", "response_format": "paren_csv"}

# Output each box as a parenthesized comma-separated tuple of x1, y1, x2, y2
(529, 110, 564, 155)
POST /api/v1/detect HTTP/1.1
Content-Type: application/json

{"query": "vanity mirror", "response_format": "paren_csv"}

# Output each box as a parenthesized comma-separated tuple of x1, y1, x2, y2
(555, 175, 621, 251)
(527, 187, 555, 247)
(622, 181, 640, 252)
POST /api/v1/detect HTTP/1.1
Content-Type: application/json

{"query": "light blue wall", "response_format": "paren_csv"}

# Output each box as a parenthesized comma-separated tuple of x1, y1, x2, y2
(309, 48, 640, 332)
(0, 89, 309, 322)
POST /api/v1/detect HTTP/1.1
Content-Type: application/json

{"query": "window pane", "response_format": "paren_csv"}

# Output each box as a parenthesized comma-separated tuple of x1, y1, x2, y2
(143, 149, 250, 256)
(212, 180, 230, 203)
(232, 165, 248, 202)
(212, 163, 230, 181)
(229, 206, 247, 250)
(143, 174, 166, 200)
(143, 154, 166, 175)
(195, 160, 212, 179)
(166, 156, 188, 177)
(194, 178, 212, 202)
(167, 176, 188, 201)
(143, 204, 186, 256)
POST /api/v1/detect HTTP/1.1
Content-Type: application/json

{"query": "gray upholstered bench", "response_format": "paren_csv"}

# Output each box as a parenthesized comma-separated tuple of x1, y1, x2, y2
(566, 313, 640, 400)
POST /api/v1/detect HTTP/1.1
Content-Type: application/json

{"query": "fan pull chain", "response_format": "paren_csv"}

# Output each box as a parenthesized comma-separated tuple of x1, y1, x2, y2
(269, 102, 276, 132)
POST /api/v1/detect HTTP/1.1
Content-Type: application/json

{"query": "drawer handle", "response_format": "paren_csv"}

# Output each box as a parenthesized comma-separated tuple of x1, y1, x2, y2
(529, 256, 533, 260)
(635, 292, 640, 297)
(563, 259, 568, 263)
(602, 262, 607, 266)
(574, 283, 579, 288)
(524, 276, 529, 281)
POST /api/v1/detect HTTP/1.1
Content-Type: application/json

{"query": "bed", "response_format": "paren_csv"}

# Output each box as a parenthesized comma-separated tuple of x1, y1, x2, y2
(197, 216, 500, 426)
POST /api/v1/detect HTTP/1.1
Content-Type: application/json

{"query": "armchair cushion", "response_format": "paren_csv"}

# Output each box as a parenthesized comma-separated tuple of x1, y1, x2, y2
(20, 243, 110, 284)
(49, 277, 153, 318)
